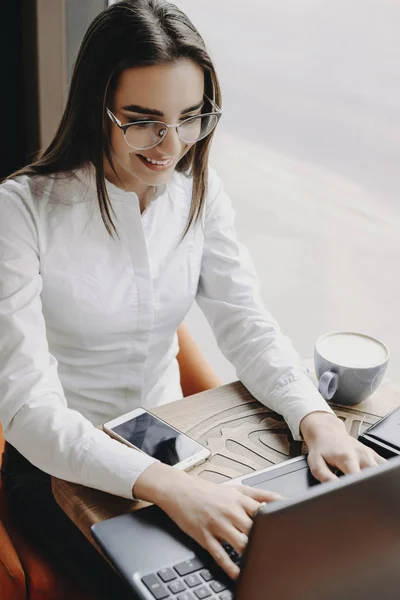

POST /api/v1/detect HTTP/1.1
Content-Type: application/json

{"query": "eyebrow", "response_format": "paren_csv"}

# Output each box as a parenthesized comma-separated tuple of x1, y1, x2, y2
(121, 100, 204, 117)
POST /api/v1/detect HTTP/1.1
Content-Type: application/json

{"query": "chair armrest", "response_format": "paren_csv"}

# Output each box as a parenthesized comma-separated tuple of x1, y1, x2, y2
(0, 518, 26, 600)
(0, 423, 5, 456)
(177, 323, 222, 397)
(0, 425, 26, 598)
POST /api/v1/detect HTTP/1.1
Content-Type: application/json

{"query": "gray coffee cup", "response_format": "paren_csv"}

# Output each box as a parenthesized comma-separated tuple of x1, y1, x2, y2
(314, 331, 389, 405)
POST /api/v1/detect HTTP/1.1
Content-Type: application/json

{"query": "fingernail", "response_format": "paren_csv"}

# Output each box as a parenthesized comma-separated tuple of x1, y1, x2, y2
(253, 502, 266, 518)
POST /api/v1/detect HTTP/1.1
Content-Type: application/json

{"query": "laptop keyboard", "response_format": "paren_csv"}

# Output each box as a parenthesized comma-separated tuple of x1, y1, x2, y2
(141, 545, 240, 599)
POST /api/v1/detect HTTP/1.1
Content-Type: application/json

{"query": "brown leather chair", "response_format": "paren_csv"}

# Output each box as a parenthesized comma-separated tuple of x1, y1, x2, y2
(0, 323, 221, 600)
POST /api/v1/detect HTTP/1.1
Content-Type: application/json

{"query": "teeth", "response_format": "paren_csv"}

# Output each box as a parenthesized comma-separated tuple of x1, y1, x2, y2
(144, 156, 172, 165)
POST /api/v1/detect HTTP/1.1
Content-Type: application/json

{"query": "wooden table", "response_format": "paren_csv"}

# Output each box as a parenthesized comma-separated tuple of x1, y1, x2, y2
(52, 374, 400, 547)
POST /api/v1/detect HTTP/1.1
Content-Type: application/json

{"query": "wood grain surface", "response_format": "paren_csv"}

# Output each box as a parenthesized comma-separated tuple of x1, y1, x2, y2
(52, 376, 400, 545)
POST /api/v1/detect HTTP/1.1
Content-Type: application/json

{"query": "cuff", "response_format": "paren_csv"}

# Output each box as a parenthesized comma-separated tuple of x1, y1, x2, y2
(272, 378, 336, 441)
(81, 430, 160, 499)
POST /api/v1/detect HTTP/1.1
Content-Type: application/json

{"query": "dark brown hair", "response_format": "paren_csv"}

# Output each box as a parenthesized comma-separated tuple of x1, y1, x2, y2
(6, 0, 222, 236)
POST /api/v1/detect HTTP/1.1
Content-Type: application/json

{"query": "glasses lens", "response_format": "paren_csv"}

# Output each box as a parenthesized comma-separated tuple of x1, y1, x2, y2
(124, 114, 220, 149)
(178, 114, 219, 144)
(125, 122, 166, 150)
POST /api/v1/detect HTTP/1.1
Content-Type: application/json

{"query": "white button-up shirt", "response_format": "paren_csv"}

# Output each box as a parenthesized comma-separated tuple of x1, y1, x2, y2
(0, 165, 333, 499)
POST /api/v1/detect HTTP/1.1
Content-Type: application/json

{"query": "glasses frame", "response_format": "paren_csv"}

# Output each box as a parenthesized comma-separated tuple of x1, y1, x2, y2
(106, 96, 222, 151)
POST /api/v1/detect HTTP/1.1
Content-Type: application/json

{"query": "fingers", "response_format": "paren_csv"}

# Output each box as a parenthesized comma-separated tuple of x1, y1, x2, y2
(239, 485, 283, 504)
(223, 524, 249, 555)
(200, 485, 281, 580)
(335, 454, 361, 475)
(229, 509, 254, 535)
(309, 446, 386, 482)
(203, 532, 240, 580)
(238, 492, 280, 521)
(307, 452, 338, 482)
(358, 449, 380, 468)
(373, 452, 387, 465)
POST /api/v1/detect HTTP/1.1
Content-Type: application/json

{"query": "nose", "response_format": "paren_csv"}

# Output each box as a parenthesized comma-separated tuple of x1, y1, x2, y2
(157, 125, 184, 156)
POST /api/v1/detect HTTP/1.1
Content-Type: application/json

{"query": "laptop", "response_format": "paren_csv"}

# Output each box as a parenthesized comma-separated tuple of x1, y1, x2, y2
(92, 454, 400, 600)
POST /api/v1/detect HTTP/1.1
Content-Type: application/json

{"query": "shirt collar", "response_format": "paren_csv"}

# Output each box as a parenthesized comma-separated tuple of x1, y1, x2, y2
(73, 163, 167, 202)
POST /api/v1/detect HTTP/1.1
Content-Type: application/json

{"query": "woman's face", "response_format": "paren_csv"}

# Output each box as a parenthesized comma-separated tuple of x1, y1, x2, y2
(107, 59, 205, 188)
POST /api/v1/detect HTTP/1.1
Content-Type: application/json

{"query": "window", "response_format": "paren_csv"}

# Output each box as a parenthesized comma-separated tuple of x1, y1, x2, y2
(179, 0, 399, 382)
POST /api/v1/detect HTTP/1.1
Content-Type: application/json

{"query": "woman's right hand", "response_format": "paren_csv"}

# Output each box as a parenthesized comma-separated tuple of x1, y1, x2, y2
(133, 462, 283, 580)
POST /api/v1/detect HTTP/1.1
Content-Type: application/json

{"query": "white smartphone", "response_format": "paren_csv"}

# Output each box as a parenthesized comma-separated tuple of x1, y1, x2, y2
(103, 407, 211, 471)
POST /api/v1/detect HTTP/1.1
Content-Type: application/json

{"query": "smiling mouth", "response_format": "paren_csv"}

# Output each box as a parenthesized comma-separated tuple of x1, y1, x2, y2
(137, 154, 174, 167)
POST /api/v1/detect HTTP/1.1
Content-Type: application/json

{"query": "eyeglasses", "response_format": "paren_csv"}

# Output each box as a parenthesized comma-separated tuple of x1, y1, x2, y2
(106, 96, 222, 151)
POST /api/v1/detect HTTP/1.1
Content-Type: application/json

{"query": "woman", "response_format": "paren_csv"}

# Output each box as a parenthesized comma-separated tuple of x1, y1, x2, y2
(0, 1, 383, 597)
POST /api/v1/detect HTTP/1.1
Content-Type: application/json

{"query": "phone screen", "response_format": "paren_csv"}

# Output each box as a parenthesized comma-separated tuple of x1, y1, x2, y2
(111, 412, 205, 466)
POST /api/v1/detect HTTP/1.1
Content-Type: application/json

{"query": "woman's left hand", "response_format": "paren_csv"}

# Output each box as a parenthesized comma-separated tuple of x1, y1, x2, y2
(300, 411, 386, 482)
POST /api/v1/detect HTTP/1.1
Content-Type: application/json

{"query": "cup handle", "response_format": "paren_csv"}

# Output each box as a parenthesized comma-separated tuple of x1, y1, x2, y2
(318, 371, 339, 400)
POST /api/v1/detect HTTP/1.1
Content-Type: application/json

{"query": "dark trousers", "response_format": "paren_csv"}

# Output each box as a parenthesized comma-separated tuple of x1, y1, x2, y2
(1, 443, 137, 600)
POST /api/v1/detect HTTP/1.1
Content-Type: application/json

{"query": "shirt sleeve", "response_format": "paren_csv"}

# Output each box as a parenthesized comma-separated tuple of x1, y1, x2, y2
(195, 168, 335, 440)
(0, 181, 157, 499)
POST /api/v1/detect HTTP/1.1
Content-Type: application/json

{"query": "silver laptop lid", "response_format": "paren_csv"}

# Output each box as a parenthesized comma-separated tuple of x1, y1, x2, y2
(236, 455, 400, 600)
